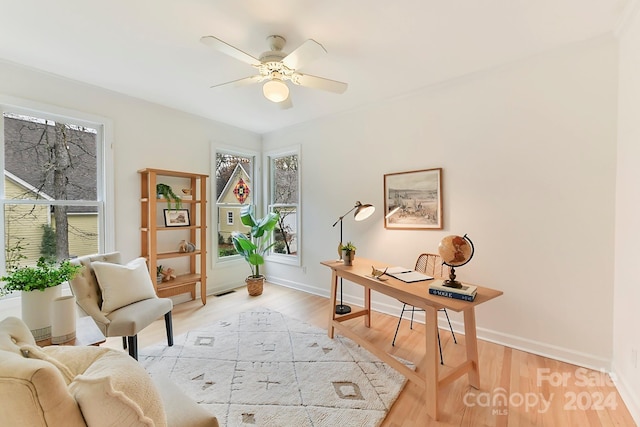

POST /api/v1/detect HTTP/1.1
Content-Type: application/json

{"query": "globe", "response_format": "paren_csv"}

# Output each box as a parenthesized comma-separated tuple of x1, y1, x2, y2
(438, 234, 474, 288)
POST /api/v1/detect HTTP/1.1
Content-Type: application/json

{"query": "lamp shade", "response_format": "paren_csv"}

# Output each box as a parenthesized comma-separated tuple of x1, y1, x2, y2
(263, 79, 289, 103)
(354, 202, 375, 221)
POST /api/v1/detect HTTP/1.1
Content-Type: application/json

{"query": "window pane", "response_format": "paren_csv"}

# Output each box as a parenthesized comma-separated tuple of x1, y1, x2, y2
(215, 152, 254, 259)
(272, 155, 298, 204)
(272, 206, 297, 255)
(3, 111, 100, 267)
(268, 152, 299, 263)
(4, 113, 97, 201)
(4, 205, 99, 269)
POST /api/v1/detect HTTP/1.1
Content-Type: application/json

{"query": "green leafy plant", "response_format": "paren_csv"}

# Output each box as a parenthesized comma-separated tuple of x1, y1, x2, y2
(231, 205, 280, 278)
(340, 241, 357, 252)
(156, 183, 182, 210)
(0, 257, 82, 296)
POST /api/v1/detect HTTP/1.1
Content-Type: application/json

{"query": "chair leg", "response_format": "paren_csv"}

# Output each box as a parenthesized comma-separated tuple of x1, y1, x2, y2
(122, 336, 127, 350)
(442, 309, 457, 344)
(409, 307, 416, 329)
(164, 311, 174, 347)
(437, 329, 444, 365)
(392, 304, 408, 347)
(127, 336, 138, 360)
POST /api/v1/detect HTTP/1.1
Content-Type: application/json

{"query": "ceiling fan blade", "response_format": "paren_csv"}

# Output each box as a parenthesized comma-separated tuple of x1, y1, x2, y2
(282, 39, 326, 70)
(210, 75, 263, 89)
(200, 35, 261, 66)
(278, 96, 293, 110)
(295, 73, 348, 94)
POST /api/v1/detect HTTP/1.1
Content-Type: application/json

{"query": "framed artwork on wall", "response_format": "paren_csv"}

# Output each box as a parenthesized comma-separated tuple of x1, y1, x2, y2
(383, 168, 443, 230)
(164, 209, 191, 227)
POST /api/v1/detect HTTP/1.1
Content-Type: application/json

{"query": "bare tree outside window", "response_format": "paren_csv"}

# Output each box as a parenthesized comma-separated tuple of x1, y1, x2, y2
(3, 112, 99, 267)
(270, 154, 298, 256)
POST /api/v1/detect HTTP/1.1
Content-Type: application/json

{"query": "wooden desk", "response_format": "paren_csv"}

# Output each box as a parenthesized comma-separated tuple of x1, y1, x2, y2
(36, 316, 106, 347)
(321, 257, 503, 421)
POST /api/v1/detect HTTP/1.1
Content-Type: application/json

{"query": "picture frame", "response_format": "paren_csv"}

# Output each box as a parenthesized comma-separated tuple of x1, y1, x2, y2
(163, 209, 190, 227)
(384, 168, 443, 230)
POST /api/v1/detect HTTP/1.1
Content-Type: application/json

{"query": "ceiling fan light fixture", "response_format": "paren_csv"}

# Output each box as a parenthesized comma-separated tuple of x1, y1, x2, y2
(263, 79, 289, 103)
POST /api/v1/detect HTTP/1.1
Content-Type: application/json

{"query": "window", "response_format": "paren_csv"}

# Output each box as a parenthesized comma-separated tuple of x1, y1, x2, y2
(1, 102, 111, 298)
(266, 147, 300, 266)
(214, 150, 256, 259)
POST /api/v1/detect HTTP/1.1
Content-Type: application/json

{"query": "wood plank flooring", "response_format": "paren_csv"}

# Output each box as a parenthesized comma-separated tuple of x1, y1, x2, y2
(102, 283, 636, 426)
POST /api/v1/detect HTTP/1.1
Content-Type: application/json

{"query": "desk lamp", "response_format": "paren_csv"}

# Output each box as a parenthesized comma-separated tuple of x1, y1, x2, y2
(332, 201, 375, 314)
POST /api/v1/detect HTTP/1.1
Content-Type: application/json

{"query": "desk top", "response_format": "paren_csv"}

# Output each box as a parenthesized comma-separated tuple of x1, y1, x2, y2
(321, 257, 503, 312)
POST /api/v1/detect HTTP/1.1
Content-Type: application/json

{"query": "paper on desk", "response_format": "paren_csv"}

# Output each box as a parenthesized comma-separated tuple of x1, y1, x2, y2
(386, 270, 434, 282)
(385, 266, 413, 274)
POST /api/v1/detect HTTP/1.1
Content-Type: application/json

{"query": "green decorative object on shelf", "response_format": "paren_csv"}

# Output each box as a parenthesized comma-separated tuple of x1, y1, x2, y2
(156, 183, 182, 210)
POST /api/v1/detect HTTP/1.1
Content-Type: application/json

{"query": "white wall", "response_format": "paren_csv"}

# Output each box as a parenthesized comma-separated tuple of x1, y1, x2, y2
(264, 36, 619, 370)
(613, 1, 640, 422)
(0, 59, 261, 296)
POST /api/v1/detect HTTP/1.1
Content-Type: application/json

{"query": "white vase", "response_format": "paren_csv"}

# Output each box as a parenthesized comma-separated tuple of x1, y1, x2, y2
(21, 285, 62, 341)
(51, 295, 76, 344)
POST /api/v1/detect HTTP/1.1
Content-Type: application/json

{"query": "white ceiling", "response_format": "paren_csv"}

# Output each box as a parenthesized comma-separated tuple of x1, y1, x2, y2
(0, 1, 630, 134)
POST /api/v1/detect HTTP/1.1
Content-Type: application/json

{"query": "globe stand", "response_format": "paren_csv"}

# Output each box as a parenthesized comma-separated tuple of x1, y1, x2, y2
(443, 267, 463, 289)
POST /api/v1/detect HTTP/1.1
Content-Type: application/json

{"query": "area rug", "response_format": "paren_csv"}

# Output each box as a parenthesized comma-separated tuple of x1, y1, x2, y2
(139, 308, 413, 427)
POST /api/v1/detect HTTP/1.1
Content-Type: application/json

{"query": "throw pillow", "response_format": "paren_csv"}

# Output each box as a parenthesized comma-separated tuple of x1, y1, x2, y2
(69, 349, 167, 427)
(92, 257, 156, 314)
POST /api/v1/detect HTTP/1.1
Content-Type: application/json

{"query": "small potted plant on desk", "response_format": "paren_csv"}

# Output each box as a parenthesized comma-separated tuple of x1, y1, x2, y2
(341, 242, 356, 266)
(0, 257, 82, 340)
(231, 205, 280, 296)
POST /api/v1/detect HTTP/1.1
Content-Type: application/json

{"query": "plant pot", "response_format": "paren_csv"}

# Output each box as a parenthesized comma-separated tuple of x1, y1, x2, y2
(342, 250, 355, 266)
(21, 284, 62, 341)
(246, 276, 264, 296)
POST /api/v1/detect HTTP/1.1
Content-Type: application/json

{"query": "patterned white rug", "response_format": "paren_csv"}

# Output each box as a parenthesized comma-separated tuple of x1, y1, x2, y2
(139, 308, 413, 427)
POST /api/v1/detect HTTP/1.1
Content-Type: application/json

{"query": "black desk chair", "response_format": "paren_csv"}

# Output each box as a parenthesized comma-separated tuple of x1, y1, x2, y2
(392, 253, 457, 364)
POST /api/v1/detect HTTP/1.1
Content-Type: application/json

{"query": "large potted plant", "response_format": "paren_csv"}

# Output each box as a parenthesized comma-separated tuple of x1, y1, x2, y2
(0, 257, 82, 340)
(231, 205, 279, 296)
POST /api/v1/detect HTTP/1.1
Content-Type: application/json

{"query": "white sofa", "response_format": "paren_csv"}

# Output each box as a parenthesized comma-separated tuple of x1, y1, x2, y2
(0, 316, 219, 427)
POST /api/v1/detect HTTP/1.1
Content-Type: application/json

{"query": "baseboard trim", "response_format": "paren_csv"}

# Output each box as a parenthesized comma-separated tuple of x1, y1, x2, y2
(268, 276, 611, 369)
(611, 362, 640, 425)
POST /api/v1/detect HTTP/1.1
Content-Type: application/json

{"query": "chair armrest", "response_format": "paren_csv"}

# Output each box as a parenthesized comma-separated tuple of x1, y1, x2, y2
(152, 376, 219, 427)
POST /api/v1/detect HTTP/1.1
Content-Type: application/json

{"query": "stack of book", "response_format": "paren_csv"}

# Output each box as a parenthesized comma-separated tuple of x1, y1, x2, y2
(428, 280, 477, 301)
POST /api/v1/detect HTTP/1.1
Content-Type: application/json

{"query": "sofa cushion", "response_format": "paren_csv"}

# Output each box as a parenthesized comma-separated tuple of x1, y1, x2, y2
(92, 257, 157, 314)
(69, 348, 167, 427)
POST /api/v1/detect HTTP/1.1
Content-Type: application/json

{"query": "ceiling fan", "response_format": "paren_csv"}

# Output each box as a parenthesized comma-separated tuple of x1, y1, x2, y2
(200, 34, 348, 108)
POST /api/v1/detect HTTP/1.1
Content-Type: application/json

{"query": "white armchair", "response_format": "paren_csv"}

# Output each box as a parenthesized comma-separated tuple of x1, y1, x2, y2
(69, 252, 173, 360)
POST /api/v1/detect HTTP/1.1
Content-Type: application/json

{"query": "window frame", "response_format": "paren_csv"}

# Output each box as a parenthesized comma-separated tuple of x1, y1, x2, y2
(0, 96, 114, 298)
(265, 145, 301, 267)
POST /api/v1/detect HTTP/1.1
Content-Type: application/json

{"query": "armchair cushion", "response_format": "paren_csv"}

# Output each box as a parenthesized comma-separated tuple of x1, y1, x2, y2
(92, 257, 157, 314)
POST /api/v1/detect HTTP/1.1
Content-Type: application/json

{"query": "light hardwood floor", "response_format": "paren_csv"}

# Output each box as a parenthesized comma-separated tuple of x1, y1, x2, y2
(102, 283, 636, 427)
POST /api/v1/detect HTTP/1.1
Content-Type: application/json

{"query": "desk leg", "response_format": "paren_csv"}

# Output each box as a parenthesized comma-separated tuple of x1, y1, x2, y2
(364, 286, 371, 328)
(464, 306, 480, 389)
(424, 306, 439, 420)
(328, 270, 338, 339)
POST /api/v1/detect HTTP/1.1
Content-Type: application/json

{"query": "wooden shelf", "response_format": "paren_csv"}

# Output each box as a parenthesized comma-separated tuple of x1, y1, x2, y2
(155, 250, 202, 260)
(139, 168, 208, 305)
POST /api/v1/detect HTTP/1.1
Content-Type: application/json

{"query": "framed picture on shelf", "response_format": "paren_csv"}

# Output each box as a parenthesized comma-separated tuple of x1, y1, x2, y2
(383, 168, 443, 230)
(163, 209, 190, 227)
